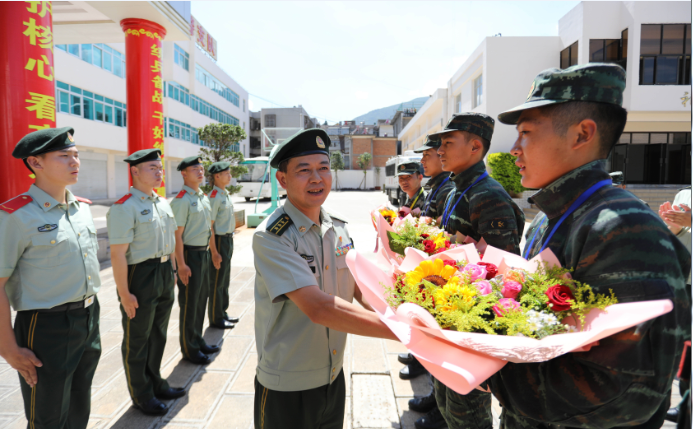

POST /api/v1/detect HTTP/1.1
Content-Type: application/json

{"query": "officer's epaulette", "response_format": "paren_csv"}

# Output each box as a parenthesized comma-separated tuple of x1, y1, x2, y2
(114, 194, 132, 205)
(176, 190, 187, 199)
(329, 212, 348, 223)
(210, 190, 218, 198)
(0, 195, 33, 214)
(268, 214, 292, 236)
(75, 196, 92, 204)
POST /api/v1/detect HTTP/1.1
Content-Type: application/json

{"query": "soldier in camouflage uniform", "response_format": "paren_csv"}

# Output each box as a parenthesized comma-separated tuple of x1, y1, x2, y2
(415, 134, 455, 222)
(430, 113, 525, 429)
(397, 161, 426, 212)
(490, 63, 691, 428)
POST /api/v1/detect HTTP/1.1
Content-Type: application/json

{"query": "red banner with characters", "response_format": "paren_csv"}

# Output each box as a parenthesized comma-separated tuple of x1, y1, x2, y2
(0, 1, 56, 203)
(120, 18, 168, 197)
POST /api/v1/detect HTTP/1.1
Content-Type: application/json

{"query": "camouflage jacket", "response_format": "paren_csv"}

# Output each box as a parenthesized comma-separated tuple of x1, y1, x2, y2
(423, 172, 455, 220)
(442, 161, 525, 254)
(403, 186, 426, 212)
(489, 160, 692, 428)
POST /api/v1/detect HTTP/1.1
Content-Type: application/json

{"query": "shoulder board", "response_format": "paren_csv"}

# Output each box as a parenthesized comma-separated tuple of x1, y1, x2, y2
(267, 214, 292, 236)
(329, 212, 348, 223)
(210, 190, 218, 198)
(0, 195, 33, 214)
(75, 196, 92, 204)
(114, 194, 132, 205)
(176, 190, 187, 199)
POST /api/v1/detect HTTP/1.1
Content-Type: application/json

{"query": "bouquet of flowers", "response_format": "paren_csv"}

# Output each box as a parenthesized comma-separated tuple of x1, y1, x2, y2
(345, 245, 674, 394)
(386, 221, 454, 257)
(371, 205, 422, 230)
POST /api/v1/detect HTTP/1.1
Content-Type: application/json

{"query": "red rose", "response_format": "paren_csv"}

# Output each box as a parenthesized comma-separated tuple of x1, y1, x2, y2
(420, 233, 430, 239)
(398, 210, 407, 218)
(422, 239, 436, 254)
(477, 262, 498, 280)
(442, 260, 457, 267)
(545, 285, 575, 311)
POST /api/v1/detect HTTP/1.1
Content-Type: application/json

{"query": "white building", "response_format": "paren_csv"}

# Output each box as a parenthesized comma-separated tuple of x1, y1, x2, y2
(400, 1, 691, 186)
(54, 21, 249, 200)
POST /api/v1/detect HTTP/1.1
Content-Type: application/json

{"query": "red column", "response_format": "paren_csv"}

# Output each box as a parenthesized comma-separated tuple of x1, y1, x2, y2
(120, 18, 167, 196)
(0, 1, 56, 202)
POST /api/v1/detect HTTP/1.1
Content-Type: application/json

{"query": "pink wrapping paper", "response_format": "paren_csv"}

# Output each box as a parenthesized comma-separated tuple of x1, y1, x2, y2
(346, 247, 673, 395)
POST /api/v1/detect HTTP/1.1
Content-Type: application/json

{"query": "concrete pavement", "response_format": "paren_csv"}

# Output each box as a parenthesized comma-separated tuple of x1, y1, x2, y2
(0, 190, 680, 429)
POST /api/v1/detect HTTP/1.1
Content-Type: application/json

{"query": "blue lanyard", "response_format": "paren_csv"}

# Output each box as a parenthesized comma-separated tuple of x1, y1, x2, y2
(441, 171, 488, 228)
(522, 179, 612, 259)
(423, 176, 451, 214)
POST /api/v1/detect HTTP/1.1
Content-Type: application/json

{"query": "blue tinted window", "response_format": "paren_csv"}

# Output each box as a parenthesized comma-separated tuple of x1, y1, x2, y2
(68, 44, 79, 56)
(92, 45, 102, 67)
(83, 97, 93, 120)
(81, 44, 92, 63)
(95, 102, 104, 121)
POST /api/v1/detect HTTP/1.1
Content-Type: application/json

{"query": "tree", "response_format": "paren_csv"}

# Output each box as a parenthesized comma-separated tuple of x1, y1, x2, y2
(487, 152, 526, 196)
(197, 123, 248, 194)
(357, 152, 372, 190)
(330, 151, 345, 191)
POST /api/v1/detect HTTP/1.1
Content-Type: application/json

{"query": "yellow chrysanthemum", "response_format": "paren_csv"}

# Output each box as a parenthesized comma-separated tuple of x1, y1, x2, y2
(405, 259, 458, 285)
(380, 209, 397, 218)
(432, 282, 477, 314)
(433, 232, 448, 249)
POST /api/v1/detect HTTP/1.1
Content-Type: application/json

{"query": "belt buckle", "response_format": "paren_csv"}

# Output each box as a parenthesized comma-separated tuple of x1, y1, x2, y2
(206, 246, 210, 251)
(160, 255, 169, 263)
(84, 296, 95, 308)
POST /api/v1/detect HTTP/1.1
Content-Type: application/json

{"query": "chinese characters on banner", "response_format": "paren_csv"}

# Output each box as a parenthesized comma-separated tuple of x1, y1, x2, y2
(0, 1, 56, 201)
(190, 15, 217, 60)
(120, 19, 168, 197)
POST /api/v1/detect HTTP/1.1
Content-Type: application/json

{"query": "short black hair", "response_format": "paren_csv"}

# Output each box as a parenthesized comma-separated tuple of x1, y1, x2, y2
(460, 131, 490, 157)
(278, 159, 289, 173)
(539, 101, 628, 157)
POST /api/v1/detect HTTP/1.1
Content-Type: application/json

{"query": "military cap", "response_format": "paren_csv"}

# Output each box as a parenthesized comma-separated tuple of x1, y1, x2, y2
(269, 128, 331, 169)
(396, 161, 422, 177)
(413, 134, 442, 153)
(498, 63, 626, 125)
(209, 161, 231, 174)
(12, 126, 76, 160)
(177, 155, 202, 171)
(429, 113, 495, 142)
(124, 148, 161, 166)
(609, 171, 624, 185)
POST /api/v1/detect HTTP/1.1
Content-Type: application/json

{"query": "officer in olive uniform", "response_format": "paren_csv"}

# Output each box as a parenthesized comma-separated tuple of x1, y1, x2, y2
(491, 64, 690, 428)
(0, 127, 101, 429)
(171, 156, 219, 365)
(253, 128, 397, 429)
(397, 161, 426, 212)
(207, 161, 239, 329)
(107, 149, 185, 415)
(432, 113, 525, 429)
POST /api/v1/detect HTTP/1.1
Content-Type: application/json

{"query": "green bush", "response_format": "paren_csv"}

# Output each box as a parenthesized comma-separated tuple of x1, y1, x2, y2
(487, 152, 526, 196)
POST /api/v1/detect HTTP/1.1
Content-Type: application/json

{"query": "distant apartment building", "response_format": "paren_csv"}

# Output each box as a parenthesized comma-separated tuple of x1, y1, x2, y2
(250, 106, 319, 157)
(400, 1, 691, 186)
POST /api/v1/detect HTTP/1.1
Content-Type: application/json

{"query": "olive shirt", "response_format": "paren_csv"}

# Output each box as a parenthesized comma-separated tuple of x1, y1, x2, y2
(106, 187, 177, 265)
(489, 160, 692, 427)
(209, 186, 235, 235)
(442, 161, 525, 253)
(169, 185, 212, 246)
(0, 185, 101, 311)
(423, 172, 454, 219)
(253, 199, 355, 392)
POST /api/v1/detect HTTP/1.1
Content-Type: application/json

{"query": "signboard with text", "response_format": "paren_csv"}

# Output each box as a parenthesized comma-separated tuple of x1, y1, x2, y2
(190, 15, 217, 61)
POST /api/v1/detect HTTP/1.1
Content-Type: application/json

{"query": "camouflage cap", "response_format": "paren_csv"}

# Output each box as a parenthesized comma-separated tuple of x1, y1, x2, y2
(429, 113, 495, 142)
(609, 171, 624, 185)
(396, 161, 422, 176)
(413, 134, 442, 153)
(498, 63, 626, 125)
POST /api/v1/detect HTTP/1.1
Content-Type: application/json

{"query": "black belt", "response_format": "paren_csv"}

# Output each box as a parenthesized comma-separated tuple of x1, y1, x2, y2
(142, 255, 171, 264)
(184, 245, 209, 252)
(215, 233, 233, 237)
(29, 295, 96, 313)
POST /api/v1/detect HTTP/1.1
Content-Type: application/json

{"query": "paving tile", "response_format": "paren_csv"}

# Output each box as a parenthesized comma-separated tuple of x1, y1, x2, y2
(202, 326, 225, 347)
(207, 337, 253, 372)
(87, 418, 102, 429)
(0, 386, 13, 401)
(387, 354, 432, 398)
(99, 318, 121, 334)
(107, 405, 160, 429)
(395, 397, 424, 429)
(351, 338, 388, 374)
(2, 416, 27, 429)
(0, 363, 10, 374)
(227, 353, 257, 394)
(168, 371, 232, 421)
(0, 389, 23, 415)
(90, 375, 132, 419)
(351, 375, 399, 428)
(0, 369, 19, 388)
(233, 271, 255, 282)
(160, 358, 200, 390)
(0, 417, 15, 429)
(227, 307, 255, 337)
(160, 335, 183, 367)
(230, 288, 254, 304)
(384, 339, 409, 354)
(206, 394, 254, 429)
(100, 331, 123, 355)
(227, 281, 247, 297)
(92, 349, 124, 388)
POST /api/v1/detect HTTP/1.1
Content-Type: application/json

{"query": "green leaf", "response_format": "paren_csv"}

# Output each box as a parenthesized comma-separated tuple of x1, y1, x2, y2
(386, 231, 407, 256)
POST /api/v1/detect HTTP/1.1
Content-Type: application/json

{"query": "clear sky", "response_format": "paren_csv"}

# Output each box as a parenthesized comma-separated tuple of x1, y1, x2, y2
(192, 1, 579, 124)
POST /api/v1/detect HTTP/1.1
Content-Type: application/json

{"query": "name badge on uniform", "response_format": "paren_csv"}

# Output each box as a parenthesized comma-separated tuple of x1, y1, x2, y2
(192, 202, 198, 207)
(84, 296, 95, 307)
(141, 209, 151, 215)
(37, 224, 57, 232)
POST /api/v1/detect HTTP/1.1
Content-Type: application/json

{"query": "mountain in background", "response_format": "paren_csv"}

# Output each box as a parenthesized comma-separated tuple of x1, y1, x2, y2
(352, 96, 428, 125)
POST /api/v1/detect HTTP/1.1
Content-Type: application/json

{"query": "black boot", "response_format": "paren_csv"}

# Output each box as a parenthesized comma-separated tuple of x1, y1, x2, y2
(134, 397, 168, 415)
(398, 353, 415, 365)
(400, 358, 428, 380)
(666, 407, 679, 423)
(409, 391, 437, 413)
(415, 407, 447, 429)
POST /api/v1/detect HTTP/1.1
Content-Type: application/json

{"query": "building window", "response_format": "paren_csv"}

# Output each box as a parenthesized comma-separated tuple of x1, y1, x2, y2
(55, 81, 126, 127)
(164, 81, 239, 126)
(640, 24, 691, 85)
(560, 41, 578, 69)
(174, 44, 189, 71)
(454, 93, 461, 113)
(265, 114, 276, 128)
(611, 132, 691, 184)
(164, 117, 202, 145)
(195, 64, 240, 107)
(243, 99, 246, 112)
(56, 43, 125, 78)
(472, 75, 483, 109)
